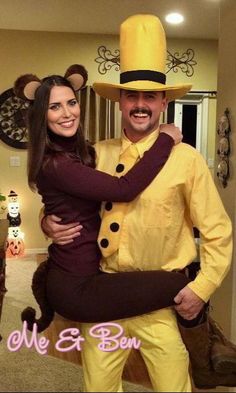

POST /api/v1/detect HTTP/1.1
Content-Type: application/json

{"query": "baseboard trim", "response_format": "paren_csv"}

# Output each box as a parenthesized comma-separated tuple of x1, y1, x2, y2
(25, 248, 48, 255)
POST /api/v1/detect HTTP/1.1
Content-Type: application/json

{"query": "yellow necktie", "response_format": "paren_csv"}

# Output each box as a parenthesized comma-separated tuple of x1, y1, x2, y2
(98, 144, 139, 257)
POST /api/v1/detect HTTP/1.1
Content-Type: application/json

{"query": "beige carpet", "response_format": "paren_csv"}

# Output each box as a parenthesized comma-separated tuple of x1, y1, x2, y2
(0, 256, 152, 392)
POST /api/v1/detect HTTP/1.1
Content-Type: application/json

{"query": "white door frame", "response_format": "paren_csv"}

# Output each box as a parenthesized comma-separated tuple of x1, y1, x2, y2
(174, 94, 209, 160)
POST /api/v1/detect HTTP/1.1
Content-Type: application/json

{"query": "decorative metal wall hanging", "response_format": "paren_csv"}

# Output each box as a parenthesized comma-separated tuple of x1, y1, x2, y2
(95, 46, 197, 76)
(166, 49, 197, 77)
(0, 88, 29, 149)
(95, 46, 120, 75)
(216, 108, 231, 188)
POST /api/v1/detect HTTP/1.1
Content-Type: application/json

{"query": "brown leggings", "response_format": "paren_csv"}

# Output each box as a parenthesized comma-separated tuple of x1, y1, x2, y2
(46, 267, 191, 323)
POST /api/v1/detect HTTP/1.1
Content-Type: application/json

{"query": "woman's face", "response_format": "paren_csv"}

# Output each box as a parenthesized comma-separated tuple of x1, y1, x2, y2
(47, 86, 80, 137)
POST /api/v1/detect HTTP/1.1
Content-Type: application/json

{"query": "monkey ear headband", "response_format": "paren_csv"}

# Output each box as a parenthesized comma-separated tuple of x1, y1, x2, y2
(14, 64, 88, 101)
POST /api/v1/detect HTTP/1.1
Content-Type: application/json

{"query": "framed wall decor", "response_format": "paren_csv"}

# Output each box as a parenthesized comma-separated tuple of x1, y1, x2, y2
(0, 88, 30, 149)
(216, 108, 230, 188)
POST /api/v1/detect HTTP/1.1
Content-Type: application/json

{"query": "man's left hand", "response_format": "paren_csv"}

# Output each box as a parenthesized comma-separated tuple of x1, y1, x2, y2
(174, 286, 205, 320)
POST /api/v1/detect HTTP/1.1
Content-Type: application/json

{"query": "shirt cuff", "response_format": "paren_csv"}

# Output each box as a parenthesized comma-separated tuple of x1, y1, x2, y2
(187, 272, 217, 302)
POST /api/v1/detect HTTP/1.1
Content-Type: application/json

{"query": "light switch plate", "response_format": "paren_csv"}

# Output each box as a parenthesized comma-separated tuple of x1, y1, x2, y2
(10, 156, 21, 167)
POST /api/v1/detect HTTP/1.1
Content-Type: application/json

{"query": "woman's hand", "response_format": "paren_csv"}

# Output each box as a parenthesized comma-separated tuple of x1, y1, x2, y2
(160, 123, 183, 145)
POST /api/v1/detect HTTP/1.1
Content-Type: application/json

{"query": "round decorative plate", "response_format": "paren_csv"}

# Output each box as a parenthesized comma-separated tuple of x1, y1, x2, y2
(217, 136, 229, 156)
(217, 114, 230, 136)
(0, 88, 30, 149)
(217, 159, 228, 178)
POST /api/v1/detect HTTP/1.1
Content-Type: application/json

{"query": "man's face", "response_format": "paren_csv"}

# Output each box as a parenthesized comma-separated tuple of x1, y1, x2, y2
(119, 90, 168, 141)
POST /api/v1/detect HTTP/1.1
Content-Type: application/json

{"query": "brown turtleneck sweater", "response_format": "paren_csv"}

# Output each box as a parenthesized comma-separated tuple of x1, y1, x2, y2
(37, 132, 173, 276)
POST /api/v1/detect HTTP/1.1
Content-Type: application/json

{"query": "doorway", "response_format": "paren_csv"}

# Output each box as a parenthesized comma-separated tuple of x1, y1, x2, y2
(166, 93, 216, 161)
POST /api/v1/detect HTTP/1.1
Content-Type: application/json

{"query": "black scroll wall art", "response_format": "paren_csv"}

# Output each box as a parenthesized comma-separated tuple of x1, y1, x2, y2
(95, 46, 197, 77)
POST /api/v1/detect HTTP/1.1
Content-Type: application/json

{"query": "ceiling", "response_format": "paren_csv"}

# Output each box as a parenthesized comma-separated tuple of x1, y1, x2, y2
(0, 0, 220, 39)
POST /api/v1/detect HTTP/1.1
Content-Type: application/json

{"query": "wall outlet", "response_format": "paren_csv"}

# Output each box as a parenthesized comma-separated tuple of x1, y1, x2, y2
(10, 156, 21, 167)
(207, 158, 214, 168)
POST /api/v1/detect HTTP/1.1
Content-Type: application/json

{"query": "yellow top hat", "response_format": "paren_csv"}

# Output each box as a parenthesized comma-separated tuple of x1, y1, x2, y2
(93, 14, 192, 102)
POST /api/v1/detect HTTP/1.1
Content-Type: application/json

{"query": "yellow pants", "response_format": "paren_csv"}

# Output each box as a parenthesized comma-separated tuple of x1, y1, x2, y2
(80, 308, 192, 392)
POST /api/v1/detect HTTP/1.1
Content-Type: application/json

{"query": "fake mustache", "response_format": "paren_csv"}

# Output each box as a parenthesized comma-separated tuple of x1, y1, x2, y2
(130, 108, 152, 117)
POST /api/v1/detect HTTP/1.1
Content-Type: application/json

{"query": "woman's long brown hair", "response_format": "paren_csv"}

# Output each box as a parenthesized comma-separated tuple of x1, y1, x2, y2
(27, 75, 95, 191)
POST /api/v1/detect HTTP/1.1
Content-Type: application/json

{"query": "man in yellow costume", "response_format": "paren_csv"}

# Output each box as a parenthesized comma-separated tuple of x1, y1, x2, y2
(43, 14, 236, 392)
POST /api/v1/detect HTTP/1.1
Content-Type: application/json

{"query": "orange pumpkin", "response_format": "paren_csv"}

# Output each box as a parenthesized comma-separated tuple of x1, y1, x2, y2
(6, 237, 25, 258)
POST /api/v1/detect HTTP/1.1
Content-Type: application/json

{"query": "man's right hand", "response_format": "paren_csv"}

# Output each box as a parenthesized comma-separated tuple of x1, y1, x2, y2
(42, 214, 83, 245)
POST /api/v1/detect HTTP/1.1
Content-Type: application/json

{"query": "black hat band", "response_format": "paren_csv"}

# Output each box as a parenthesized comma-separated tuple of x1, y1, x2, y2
(120, 70, 166, 85)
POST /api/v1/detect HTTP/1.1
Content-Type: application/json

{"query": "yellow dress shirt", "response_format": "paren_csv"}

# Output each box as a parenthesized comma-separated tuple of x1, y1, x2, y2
(95, 130, 232, 302)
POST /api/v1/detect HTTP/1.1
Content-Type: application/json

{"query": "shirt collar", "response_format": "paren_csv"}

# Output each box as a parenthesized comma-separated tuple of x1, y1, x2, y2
(121, 128, 160, 158)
